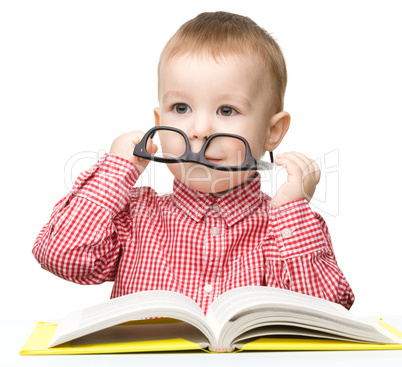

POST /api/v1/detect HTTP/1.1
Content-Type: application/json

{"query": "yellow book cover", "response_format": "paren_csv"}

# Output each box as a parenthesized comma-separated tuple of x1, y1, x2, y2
(20, 318, 402, 355)
(20, 320, 206, 355)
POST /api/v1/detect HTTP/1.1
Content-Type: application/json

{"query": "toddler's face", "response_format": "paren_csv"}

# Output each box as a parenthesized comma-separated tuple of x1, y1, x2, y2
(154, 53, 274, 193)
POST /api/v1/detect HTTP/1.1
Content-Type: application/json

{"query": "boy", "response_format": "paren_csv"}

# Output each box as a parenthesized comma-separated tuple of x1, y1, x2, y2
(33, 11, 354, 313)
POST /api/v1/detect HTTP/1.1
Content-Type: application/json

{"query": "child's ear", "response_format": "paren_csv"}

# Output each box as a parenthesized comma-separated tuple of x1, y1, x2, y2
(154, 107, 161, 126)
(264, 111, 291, 151)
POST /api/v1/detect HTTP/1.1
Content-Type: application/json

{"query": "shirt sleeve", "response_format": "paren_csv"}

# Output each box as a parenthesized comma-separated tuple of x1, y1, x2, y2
(32, 153, 140, 284)
(265, 198, 355, 310)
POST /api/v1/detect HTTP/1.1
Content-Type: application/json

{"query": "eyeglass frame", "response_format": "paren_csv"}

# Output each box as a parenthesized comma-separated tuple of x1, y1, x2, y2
(133, 126, 274, 171)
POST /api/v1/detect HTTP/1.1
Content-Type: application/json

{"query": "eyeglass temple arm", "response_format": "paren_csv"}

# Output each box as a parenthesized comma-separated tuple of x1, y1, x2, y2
(256, 161, 274, 170)
(256, 151, 275, 171)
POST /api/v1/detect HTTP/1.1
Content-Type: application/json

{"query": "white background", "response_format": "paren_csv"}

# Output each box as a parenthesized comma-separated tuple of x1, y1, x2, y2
(1, 0, 401, 321)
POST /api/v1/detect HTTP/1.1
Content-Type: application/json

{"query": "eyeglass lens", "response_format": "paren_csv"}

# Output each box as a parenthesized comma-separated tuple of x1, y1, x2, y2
(145, 130, 247, 166)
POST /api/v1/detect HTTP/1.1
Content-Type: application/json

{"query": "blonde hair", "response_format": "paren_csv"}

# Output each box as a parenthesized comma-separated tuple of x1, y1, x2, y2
(158, 11, 287, 114)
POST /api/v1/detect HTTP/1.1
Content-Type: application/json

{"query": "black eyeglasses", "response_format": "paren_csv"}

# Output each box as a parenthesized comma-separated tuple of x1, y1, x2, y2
(133, 126, 274, 171)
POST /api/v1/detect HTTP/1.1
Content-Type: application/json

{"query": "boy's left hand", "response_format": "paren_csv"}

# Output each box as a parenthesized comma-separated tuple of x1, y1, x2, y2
(269, 152, 321, 209)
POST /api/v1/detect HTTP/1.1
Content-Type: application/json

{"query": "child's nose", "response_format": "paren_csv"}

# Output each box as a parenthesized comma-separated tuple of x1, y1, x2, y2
(189, 115, 214, 152)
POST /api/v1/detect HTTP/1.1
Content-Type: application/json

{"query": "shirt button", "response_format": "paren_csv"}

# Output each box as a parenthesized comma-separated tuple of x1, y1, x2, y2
(204, 284, 213, 294)
(210, 227, 220, 235)
(212, 203, 220, 212)
(281, 228, 293, 238)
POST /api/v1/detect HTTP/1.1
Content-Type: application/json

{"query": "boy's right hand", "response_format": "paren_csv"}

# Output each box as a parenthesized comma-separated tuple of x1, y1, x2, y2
(110, 130, 157, 174)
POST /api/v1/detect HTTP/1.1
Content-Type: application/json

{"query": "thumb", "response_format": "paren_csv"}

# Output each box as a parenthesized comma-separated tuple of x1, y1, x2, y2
(151, 142, 158, 155)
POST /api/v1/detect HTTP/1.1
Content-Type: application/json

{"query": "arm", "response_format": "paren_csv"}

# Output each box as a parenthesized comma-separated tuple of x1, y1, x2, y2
(265, 151, 354, 309)
(265, 199, 355, 309)
(33, 129, 157, 284)
(32, 153, 140, 284)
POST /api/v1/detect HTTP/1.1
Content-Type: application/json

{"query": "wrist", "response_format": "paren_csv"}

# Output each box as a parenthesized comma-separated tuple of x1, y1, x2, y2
(269, 196, 306, 209)
(75, 153, 141, 216)
(108, 153, 142, 176)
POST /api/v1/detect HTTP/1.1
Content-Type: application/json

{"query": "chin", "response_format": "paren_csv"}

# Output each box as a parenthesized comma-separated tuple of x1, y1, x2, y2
(184, 180, 232, 194)
(167, 163, 253, 194)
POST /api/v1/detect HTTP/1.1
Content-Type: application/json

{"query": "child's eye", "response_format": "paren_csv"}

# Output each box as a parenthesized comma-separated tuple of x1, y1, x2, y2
(173, 103, 192, 114)
(218, 106, 238, 116)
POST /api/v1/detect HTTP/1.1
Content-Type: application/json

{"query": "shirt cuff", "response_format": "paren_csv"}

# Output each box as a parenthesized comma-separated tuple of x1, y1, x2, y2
(71, 153, 141, 216)
(268, 198, 329, 259)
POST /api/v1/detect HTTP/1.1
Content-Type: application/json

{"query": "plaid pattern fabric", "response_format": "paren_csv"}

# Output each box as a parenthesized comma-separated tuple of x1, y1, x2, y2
(33, 153, 354, 313)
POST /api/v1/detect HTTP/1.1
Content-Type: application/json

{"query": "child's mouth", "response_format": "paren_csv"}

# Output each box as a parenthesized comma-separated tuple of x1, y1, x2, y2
(205, 156, 222, 164)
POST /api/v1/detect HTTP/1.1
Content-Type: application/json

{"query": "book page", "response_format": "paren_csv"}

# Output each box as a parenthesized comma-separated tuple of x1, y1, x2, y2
(231, 325, 376, 345)
(206, 286, 398, 347)
(70, 320, 210, 349)
(207, 286, 359, 331)
(48, 290, 215, 348)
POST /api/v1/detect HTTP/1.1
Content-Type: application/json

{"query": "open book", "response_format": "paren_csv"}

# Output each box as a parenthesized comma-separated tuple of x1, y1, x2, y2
(21, 286, 402, 354)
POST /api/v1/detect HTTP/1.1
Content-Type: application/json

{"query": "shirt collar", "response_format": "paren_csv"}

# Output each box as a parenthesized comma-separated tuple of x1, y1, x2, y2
(171, 173, 263, 226)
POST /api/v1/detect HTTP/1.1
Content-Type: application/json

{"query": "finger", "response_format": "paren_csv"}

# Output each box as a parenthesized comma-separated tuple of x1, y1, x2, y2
(132, 135, 140, 145)
(130, 131, 145, 146)
(277, 152, 318, 178)
(293, 152, 316, 170)
(275, 152, 308, 176)
(288, 152, 319, 177)
(309, 158, 321, 183)
(146, 138, 156, 155)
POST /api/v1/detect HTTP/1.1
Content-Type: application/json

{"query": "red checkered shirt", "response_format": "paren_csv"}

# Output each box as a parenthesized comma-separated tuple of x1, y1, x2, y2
(33, 153, 354, 313)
